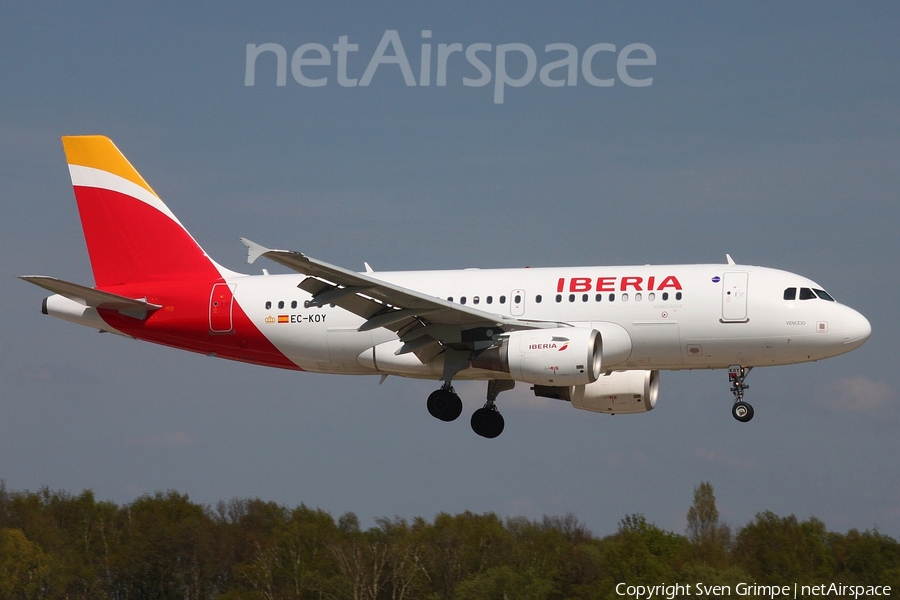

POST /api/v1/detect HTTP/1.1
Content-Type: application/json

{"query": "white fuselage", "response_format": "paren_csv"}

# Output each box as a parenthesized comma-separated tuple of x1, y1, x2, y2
(228, 263, 871, 378)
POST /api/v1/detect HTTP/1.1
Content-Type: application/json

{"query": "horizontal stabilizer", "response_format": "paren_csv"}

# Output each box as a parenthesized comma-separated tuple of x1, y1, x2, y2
(19, 276, 161, 319)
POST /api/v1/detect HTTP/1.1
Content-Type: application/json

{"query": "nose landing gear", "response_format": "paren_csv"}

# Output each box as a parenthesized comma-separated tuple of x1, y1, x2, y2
(729, 365, 754, 422)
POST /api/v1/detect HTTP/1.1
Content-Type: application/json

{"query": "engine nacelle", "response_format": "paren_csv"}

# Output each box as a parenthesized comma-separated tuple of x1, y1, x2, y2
(571, 370, 659, 414)
(471, 327, 601, 386)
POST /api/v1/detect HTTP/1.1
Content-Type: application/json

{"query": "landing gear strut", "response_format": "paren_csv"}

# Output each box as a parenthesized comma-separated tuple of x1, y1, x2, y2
(471, 380, 513, 438)
(427, 350, 468, 423)
(427, 384, 462, 422)
(728, 365, 754, 423)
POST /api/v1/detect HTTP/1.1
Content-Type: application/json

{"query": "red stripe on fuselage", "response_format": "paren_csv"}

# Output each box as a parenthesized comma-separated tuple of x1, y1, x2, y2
(97, 280, 302, 371)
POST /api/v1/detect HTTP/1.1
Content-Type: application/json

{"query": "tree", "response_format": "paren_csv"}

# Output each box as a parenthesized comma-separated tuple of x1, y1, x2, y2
(455, 565, 554, 600)
(829, 528, 900, 587)
(114, 490, 220, 599)
(411, 511, 512, 599)
(597, 514, 689, 593)
(732, 512, 834, 584)
(685, 482, 730, 566)
(0, 527, 51, 599)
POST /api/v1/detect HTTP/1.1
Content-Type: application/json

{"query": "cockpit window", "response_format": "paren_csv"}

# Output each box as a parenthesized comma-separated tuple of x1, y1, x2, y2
(814, 289, 835, 302)
(786, 286, 835, 302)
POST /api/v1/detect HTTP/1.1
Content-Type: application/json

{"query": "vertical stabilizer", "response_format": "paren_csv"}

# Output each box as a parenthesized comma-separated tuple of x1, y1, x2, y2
(62, 136, 221, 287)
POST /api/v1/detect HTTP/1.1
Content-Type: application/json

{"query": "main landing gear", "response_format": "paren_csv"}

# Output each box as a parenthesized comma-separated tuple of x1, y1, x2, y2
(470, 380, 513, 439)
(426, 379, 513, 438)
(728, 365, 754, 423)
(427, 385, 462, 422)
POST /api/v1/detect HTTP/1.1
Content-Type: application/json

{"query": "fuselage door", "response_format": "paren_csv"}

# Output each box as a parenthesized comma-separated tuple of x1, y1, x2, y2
(209, 283, 236, 333)
(510, 289, 525, 316)
(721, 272, 749, 322)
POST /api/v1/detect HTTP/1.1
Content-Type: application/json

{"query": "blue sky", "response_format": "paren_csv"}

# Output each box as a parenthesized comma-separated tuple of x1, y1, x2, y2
(2, 2, 898, 537)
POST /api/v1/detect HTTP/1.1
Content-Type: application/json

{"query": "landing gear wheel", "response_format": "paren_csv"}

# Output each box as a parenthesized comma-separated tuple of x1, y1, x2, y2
(727, 365, 755, 422)
(732, 401, 754, 423)
(471, 407, 505, 438)
(427, 389, 462, 422)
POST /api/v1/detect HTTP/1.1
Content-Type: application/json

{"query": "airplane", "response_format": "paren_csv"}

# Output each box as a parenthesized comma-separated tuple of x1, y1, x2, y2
(21, 136, 872, 438)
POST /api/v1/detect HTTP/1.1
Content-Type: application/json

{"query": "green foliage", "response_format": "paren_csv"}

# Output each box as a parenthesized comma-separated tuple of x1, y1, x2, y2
(0, 527, 51, 599)
(732, 511, 834, 584)
(829, 528, 900, 588)
(0, 481, 896, 599)
(675, 563, 753, 599)
(686, 481, 731, 566)
(455, 566, 554, 599)
(596, 514, 689, 596)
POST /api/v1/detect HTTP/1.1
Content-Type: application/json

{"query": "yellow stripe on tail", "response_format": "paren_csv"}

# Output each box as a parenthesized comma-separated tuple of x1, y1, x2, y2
(61, 135, 159, 199)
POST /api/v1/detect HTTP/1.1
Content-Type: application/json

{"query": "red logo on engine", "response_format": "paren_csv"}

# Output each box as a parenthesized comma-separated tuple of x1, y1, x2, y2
(529, 343, 557, 350)
(558, 343, 569, 351)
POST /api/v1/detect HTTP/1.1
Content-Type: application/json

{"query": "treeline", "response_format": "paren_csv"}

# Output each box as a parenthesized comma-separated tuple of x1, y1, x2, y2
(0, 481, 897, 599)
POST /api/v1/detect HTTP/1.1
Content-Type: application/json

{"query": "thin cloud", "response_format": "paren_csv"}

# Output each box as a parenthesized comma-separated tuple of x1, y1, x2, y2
(694, 448, 758, 470)
(124, 431, 198, 449)
(816, 376, 894, 412)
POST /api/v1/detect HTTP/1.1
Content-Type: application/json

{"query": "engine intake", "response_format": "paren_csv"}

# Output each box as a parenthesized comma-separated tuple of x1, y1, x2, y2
(471, 327, 601, 386)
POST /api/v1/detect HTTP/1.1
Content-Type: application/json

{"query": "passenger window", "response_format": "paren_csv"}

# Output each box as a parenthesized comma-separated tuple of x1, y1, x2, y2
(460, 296, 467, 305)
(648, 292, 655, 301)
(265, 301, 272, 309)
(499, 296, 507, 304)
(535, 295, 542, 303)
(291, 300, 297, 309)
(473, 296, 480, 305)
(582, 294, 589, 302)
(595, 294, 603, 302)
(814, 289, 835, 302)
(609, 294, 615, 302)
(447, 297, 453, 302)
(676, 292, 683, 301)
(799, 288, 816, 300)
(784, 287, 797, 301)
(635, 293, 642, 301)
(514, 294, 522, 304)
(278, 301, 284, 309)
(622, 293, 629, 302)
(568, 294, 575, 302)
(486, 296, 493, 304)
(662, 292, 669, 301)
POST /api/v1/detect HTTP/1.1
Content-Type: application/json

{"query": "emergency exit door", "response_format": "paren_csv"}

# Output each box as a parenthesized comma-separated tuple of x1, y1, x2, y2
(209, 283, 235, 333)
(721, 272, 749, 322)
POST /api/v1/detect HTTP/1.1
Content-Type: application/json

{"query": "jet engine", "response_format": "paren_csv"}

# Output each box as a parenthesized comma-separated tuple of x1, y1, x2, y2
(570, 369, 659, 414)
(471, 327, 601, 386)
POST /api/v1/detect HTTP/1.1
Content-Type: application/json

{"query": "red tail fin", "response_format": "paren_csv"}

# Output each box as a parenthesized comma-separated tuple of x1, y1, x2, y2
(62, 136, 221, 287)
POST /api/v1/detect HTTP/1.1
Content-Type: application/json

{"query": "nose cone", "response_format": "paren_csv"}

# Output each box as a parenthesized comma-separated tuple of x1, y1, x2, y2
(842, 306, 872, 350)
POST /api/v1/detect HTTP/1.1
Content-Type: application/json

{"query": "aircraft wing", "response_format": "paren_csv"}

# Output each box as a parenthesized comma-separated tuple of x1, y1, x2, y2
(241, 239, 559, 359)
